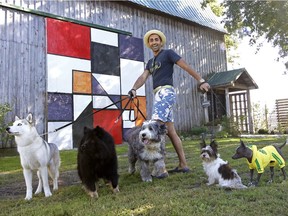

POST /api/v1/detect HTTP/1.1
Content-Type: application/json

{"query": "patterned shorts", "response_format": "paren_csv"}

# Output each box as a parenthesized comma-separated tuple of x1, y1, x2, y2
(152, 86, 176, 122)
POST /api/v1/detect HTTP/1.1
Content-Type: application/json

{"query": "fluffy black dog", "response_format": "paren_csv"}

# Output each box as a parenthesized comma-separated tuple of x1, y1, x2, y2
(77, 126, 119, 198)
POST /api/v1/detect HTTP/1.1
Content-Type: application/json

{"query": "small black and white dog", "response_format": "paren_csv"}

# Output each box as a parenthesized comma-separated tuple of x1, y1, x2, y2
(126, 120, 168, 182)
(77, 126, 119, 198)
(200, 140, 247, 189)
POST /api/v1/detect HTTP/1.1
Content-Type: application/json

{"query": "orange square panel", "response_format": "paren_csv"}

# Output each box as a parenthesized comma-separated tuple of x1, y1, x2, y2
(73, 71, 92, 94)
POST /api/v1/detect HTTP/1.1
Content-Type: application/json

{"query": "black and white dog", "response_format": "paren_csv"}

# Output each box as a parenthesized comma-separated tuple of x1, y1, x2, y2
(200, 140, 247, 189)
(126, 120, 168, 182)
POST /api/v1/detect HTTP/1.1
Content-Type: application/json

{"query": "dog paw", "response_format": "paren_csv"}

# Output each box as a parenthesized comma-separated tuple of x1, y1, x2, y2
(113, 186, 120, 193)
(34, 189, 42, 195)
(44, 191, 52, 197)
(88, 191, 99, 198)
(24, 195, 32, 200)
(267, 180, 273, 184)
(247, 182, 257, 187)
(152, 172, 169, 179)
(142, 177, 152, 182)
(128, 167, 136, 174)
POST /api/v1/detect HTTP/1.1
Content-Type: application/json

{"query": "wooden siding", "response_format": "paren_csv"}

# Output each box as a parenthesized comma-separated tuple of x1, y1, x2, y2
(276, 98, 288, 132)
(0, 1, 227, 148)
(0, 7, 46, 147)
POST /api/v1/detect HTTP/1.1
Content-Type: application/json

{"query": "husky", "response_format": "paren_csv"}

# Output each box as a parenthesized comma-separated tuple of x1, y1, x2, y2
(6, 113, 60, 200)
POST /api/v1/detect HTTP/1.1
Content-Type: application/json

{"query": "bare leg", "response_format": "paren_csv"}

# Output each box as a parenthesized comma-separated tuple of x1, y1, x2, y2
(166, 122, 188, 169)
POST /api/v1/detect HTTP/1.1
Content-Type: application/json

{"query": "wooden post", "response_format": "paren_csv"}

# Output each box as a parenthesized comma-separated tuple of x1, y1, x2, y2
(225, 88, 230, 117)
(246, 89, 254, 133)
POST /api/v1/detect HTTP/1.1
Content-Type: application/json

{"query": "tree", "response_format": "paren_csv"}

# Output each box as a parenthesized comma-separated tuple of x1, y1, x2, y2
(222, 0, 288, 59)
(202, 0, 288, 60)
(201, 0, 240, 64)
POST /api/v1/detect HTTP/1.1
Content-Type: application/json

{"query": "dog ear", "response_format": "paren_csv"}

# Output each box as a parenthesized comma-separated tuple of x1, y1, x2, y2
(240, 140, 245, 147)
(84, 126, 90, 134)
(200, 140, 206, 148)
(15, 116, 20, 121)
(159, 123, 167, 135)
(210, 140, 218, 152)
(26, 113, 33, 124)
(200, 133, 206, 148)
(94, 126, 105, 138)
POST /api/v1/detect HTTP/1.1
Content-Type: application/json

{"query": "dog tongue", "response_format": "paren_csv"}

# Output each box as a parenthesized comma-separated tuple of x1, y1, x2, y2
(143, 139, 149, 145)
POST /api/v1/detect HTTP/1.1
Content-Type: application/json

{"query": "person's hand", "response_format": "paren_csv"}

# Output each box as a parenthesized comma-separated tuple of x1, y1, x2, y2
(199, 82, 210, 92)
(128, 89, 137, 98)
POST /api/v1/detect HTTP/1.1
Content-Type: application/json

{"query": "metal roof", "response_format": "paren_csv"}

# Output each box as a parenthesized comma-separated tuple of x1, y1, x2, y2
(128, 0, 226, 33)
(207, 68, 259, 91)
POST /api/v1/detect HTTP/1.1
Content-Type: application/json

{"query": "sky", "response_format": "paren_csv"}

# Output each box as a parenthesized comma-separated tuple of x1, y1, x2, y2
(227, 37, 288, 111)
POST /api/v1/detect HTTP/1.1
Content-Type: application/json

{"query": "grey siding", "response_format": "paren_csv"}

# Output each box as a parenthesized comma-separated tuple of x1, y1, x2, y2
(0, 1, 227, 147)
(0, 7, 46, 148)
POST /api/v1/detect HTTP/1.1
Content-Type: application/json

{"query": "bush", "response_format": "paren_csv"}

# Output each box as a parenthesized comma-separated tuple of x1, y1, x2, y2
(0, 103, 13, 148)
(258, 129, 269, 134)
(190, 126, 208, 136)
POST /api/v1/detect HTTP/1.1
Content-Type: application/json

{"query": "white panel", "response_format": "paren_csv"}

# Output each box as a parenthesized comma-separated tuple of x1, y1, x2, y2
(122, 110, 135, 128)
(91, 28, 118, 47)
(122, 110, 134, 120)
(47, 54, 91, 93)
(123, 120, 135, 128)
(93, 74, 120, 95)
(120, 59, 145, 96)
(73, 95, 92, 120)
(93, 95, 117, 109)
(48, 122, 73, 150)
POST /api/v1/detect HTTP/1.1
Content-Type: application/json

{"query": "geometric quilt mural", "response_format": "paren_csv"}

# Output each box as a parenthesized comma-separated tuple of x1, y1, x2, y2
(46, 18, 146, 149)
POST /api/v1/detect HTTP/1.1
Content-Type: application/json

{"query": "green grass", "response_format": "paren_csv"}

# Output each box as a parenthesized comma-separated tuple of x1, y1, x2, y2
(1, 137, 288, 216)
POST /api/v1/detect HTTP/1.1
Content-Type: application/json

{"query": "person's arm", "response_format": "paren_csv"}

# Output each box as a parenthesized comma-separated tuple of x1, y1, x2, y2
(176, 58, 210, 92)
(129, 69, 150, 97)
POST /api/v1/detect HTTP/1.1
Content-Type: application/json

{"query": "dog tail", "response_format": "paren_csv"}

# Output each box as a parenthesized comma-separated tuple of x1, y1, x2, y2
(279, 138, 288, 149)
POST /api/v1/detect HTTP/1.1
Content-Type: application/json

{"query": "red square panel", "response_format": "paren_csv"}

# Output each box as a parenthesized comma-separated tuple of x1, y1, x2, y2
(47, 18, 90, 59)
(93, 110, 122, 144)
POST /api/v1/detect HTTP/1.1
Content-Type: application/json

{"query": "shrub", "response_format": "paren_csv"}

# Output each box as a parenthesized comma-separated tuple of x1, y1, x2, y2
(0, 103, 13, 148)
(258, 129, 269, 134)
(190, 126, 208, 136)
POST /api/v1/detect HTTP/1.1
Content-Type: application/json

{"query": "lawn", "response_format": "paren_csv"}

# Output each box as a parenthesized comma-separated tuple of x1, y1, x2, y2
(0, 137, 288, 216)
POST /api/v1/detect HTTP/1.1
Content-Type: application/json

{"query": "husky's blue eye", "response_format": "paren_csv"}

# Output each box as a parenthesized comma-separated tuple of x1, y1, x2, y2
(17, 123, 22, 126)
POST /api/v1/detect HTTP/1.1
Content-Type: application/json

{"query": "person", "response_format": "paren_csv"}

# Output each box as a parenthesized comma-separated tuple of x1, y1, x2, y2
(128, 29, 210, 173)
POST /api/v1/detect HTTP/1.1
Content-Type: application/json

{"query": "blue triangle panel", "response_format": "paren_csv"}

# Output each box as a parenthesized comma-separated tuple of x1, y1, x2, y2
(92, 75, 106, 95)
(109, 95, 121, 109)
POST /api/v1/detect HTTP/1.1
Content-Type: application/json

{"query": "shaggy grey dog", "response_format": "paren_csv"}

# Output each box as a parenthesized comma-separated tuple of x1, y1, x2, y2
(126, 120, 168, 182)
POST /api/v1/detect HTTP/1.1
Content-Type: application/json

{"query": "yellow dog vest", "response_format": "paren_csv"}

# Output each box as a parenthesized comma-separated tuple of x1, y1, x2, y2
(247, 145, 285, 173)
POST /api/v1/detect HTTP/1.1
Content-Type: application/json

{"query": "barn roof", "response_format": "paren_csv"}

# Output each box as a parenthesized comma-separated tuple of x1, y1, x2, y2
(128, 0, 226, 33)
(207, 68, 259, 91)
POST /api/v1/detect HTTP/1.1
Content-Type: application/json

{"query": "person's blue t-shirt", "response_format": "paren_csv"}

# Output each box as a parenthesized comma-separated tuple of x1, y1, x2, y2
(145, 49, 181, 89)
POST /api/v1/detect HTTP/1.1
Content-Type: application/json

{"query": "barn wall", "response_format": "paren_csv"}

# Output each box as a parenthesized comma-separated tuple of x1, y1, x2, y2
(0, 1, 226, 147)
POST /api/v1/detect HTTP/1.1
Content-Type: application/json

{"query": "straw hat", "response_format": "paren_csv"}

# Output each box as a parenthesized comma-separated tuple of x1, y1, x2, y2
(143, 29, 166, 48)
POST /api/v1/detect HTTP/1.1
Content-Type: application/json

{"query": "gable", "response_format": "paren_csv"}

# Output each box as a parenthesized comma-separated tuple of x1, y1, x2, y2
(207, 68, 259, 91)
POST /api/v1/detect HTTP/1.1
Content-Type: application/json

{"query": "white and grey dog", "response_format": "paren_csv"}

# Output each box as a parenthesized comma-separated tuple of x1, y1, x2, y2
(200, 140, 247, 189)
(125, 120, 168, 182)
(6, 113, 60, 200)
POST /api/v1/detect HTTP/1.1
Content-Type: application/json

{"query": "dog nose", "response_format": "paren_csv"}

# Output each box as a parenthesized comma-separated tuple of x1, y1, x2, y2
(141, 133, 146, 137)
(6, 127, 10, 132)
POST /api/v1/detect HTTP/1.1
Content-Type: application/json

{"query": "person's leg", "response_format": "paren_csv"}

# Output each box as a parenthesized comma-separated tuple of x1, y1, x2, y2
(166, 121, 188, 169)
(152, 87, 189, 172)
